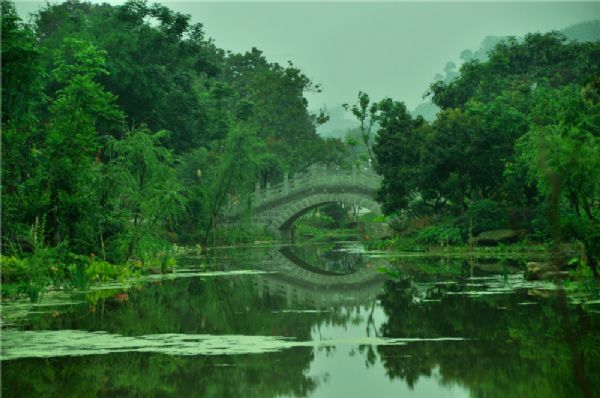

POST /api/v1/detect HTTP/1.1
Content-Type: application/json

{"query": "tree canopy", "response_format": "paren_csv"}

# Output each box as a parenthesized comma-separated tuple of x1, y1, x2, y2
(366, 32, 600, 269)
(1, 0, 344, 260)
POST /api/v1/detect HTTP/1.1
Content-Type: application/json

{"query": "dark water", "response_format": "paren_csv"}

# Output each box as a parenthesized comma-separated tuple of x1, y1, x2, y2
(2, 242, 600, 397)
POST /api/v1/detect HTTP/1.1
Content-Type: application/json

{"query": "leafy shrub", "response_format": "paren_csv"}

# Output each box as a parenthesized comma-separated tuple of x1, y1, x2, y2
(84, 260, 133, 283)
(506, 207, 535, 231)
(458, 200, 508, 236)
(141, 251, 177, 273)
(371, 214, 387, 223)
(217, 225, 275, 244)
(304, 213, 336, 228)
(387, 215, 404, 233)
(416, 226, 463, 246)
(563, 217, 600, 274)
(1, 256, 28, 283)
(392, 214, 440, 236)
(585, 222, 600, 272)
(390, 237, 428, 252)
(2, 250, 142, 300)
(529, 203, 551, 241)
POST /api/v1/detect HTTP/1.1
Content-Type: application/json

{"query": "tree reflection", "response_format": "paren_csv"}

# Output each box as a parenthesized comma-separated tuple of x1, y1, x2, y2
(3, 273, 353, 398)
(375, 276, 600, 397)
(3, 349, 318, 398)
(3, 252, 599, 397)
(284, 244, 366, 275)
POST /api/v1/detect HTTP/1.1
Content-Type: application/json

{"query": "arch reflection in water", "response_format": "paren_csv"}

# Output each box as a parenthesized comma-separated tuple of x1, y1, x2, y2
(252, 244, 387, 309)
(4, 245, 599, 398)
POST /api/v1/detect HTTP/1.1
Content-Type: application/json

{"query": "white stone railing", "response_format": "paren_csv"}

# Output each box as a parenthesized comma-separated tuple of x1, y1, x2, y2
(250, 165, 381, 209)
(223, 165, 382, 217)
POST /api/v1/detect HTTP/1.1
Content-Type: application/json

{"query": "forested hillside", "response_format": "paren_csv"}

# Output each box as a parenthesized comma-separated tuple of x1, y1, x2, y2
(2, 0, 599, 299)
(2, 0, 344, 267)
(360, 32, 600, 272)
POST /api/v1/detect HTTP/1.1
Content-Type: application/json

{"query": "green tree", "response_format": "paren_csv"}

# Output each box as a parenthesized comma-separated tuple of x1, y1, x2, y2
(44, 38, 124, 248)
(372, 99, 424, 213)
(1, 0, 41, 127)
(203, 126, 261, 244)
(224, 48, 328, 172)
(34, 0, 219, 152)
(1, 0, 45, 253)
(515, 83, 600, 271)
(106, 127, 186, 261)
(343, 91, 379, 166)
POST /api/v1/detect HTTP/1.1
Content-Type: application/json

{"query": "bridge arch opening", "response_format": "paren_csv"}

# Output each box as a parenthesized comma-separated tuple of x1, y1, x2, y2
(271, 192, 381, 242)
(279, 201, 345, 231)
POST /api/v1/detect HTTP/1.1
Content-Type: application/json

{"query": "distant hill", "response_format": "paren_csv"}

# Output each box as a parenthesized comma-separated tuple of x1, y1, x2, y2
(562, 20, 600, 42)
(318, 20, 599, 136)
(411, 20, 599, 122)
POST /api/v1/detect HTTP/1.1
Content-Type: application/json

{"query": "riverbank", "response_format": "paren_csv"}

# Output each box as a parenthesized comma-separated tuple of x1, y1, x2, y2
(1, 247, 180, 302)
(3, 221, 593, 303)
(292, 219, 600, 283)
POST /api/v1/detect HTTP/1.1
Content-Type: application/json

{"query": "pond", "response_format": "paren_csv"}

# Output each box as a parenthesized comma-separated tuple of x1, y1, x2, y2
(2, 242, 600, 397)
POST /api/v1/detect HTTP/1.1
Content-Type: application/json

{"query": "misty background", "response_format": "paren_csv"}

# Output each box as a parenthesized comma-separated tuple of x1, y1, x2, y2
(15, 1, 600, 137)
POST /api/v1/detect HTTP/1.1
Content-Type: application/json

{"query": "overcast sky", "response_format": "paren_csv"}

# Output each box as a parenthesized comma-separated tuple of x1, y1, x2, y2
(15, 1, 600, 112)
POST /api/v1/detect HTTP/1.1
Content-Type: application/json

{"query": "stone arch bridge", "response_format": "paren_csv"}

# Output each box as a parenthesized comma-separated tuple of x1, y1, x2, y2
(226, 166, 382, 240)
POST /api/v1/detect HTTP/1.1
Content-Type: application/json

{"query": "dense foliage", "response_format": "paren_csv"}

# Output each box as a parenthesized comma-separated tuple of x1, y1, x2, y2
(2, 0, 599, 297)
(361, 32, 600, 271)
(1, 0, 344, 268)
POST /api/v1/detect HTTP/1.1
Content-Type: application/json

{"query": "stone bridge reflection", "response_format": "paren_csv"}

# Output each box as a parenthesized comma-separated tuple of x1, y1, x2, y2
(253, 245, 387, 309)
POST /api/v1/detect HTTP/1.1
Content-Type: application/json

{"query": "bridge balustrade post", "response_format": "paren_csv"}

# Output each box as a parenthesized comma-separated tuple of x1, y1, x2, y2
(265, 182, 271, 199)
(283, 172, 289, 195)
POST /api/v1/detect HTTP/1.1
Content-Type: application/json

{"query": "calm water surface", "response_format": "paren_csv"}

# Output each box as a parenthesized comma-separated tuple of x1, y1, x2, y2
(2, 242, 599, 397)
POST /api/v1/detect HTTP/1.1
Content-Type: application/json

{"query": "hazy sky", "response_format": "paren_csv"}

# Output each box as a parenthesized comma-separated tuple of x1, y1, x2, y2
(15, 1, 600, 112)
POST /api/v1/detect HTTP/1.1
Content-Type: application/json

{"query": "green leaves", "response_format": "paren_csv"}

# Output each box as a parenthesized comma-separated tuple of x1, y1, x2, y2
(516, 85, 600, 208)
(343, 92, 379, 164)
(367, 30, 599, 272)
(53, 38, 108, 83)
(1, 0, 42, 127)
(372, 98, 422, 213)
(429, 32, 598, 111)
(106, 126, 186, 260)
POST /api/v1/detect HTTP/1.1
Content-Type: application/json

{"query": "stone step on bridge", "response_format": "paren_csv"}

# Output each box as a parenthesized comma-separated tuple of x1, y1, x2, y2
(226, 165, 383, 240)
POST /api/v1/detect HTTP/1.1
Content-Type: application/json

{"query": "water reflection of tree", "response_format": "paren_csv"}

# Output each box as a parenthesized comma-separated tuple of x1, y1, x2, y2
(375, 278, 600, 397)
(7, 252, 599, 397)
(3, 349, 318, 398)
(3, 275, 358, 398)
